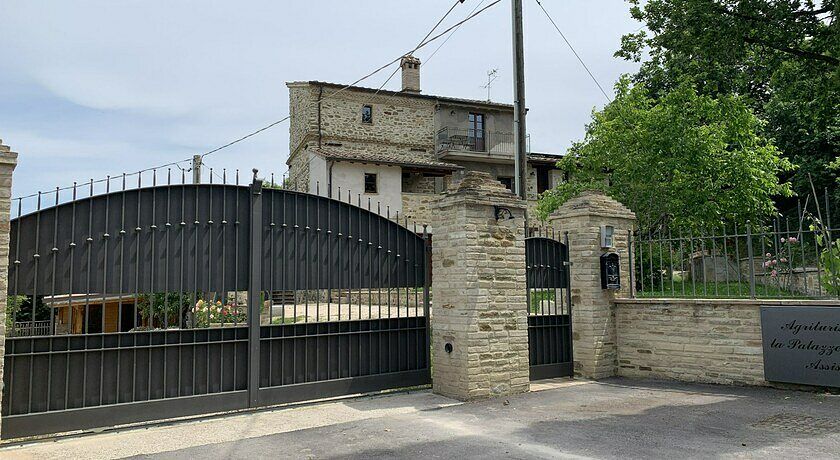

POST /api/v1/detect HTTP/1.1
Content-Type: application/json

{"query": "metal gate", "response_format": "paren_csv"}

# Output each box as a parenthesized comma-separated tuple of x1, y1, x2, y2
(525, 231, 573, 380)
(1, 175, 430, 439)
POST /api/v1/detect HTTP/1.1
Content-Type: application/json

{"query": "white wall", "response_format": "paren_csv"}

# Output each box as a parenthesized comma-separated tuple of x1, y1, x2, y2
(329, 162, 403, 215)
(308, 151, 328, 195)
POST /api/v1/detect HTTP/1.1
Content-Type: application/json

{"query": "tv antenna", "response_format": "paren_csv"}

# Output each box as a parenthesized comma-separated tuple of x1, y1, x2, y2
(481, 68, 499, 102)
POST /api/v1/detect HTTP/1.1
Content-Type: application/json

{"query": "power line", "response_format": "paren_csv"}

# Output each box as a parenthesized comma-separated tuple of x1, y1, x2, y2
(13, 1, 502, 200)
(534, 0, 612, 103)
(203, 0, 500, 163)
(426, 0, 488, 64)
(374, 0, 467, 94)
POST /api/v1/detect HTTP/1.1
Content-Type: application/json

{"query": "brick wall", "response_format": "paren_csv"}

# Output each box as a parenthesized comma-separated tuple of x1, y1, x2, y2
(615, 298, 840, 386)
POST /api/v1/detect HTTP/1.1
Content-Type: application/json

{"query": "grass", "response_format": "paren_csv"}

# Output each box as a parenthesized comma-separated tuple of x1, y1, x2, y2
(270, 316, 308, 325)
(636, 280, 811, 299)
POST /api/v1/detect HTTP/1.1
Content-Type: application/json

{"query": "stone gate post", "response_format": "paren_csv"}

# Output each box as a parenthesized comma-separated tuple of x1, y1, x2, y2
(0, 140, 18, 434)
(549, 190, 635, 379)
(430, 172, 529, 400)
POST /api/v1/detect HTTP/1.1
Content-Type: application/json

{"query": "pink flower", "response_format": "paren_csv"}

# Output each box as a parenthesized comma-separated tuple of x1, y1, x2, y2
(770, 269, 778, 277)
(780, 258, 788, 263)
(788, 237, 798, 244)
(765, 252, 772, 258)
(780, 237, 786, 243)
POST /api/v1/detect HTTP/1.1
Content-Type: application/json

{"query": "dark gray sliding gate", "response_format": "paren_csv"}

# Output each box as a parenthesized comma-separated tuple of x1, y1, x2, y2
(525, 232, 573, 380)
(2, 176, 430, 439)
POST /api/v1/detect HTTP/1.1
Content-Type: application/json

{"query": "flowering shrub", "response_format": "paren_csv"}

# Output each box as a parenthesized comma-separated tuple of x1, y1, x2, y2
(763, 236, 798, 278)
(193, 299, 246, 327)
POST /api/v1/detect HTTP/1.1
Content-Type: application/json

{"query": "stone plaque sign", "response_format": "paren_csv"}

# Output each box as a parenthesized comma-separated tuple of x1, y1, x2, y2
(760, 306, 840, 388)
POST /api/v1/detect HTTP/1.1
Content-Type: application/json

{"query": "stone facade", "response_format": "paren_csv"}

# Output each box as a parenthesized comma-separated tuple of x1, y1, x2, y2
(285, 78, 558, 229)
(401, 193, 437, 228)
(0, 140, 18, 435)
(431, 172, 530, 400)
(614, 298, 840, 386)
(549, 190, 636, 379)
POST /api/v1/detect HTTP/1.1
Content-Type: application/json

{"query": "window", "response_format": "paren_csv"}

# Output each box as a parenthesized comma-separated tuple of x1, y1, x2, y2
(536, 167, 550, 194)
(468, 112, 485, 151)
(364, 173, 378, 194)
(361, 105, 373, 124)
(498, 176, 513, 191)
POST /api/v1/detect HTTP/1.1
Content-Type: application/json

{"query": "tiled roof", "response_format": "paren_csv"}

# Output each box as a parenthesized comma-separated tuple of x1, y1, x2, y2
(314, 149, 463, 171)
(288, 81, 515, 110)
(527, 152, 565, 163)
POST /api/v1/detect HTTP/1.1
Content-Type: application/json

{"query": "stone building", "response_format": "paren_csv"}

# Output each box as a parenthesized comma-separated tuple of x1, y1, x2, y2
(286, 56, 564, 230)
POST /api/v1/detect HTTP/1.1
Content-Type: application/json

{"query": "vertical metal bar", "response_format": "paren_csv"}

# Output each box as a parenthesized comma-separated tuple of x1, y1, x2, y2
(797, 200, 807, 296)
(722, 224, 731, 297)
(668, 227, 675, 296)
(638, 229, 645, 295)
(710, 227, 718, 297)
(422, 224, 431, 371)
(101, 176, 112, 405)
(65, 187, 76, 408)
(564, 231, 574, 370)
(785, 218, 794, 297)
(28, 192, 41, 413)
(746, 222, 756, 299)
(247, 176, 263, 407)
(734, 222, 742, 297)
(658, 229, 665, 296)
(628, 230, 635, 298)
(699, 229, 707, 297)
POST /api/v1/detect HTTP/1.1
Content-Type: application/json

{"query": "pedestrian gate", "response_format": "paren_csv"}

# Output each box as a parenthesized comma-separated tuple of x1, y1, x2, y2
(525, 232, 573, 380)
(2, 178, 430, 438)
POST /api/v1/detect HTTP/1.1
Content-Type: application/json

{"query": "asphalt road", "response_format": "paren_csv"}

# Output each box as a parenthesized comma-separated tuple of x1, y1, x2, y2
(4, 378, 838, 459)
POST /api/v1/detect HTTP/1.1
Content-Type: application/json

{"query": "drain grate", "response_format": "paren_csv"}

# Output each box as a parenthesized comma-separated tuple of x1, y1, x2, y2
(752, 413, 840, 436)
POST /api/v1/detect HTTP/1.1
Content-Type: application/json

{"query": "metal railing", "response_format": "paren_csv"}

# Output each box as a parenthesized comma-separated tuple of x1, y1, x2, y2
(630, 195, 838, 299)
(11, 320, 51, 337)
(436, 127, 529, 156)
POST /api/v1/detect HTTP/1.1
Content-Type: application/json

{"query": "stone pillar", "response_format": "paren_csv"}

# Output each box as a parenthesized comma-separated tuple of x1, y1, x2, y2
(549, 191, 635, 379)
(0, 140, 18, 435)
(431, 172, 529, 400)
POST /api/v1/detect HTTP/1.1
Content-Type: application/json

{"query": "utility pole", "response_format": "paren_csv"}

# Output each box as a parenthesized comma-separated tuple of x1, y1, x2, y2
(192, 154, 202, 184)
(511, 0, 528, 201)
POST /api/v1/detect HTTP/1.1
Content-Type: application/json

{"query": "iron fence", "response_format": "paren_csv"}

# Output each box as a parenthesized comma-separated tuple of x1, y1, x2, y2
(2, 168, 431, 439)
(630, 190, 839, 300)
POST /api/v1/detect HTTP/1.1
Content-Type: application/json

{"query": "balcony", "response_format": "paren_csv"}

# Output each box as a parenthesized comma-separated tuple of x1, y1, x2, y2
(436, 127, 529, 163)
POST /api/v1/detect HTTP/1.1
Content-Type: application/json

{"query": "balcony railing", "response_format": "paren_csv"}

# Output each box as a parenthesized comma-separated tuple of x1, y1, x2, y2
(436, 127, 529, 157)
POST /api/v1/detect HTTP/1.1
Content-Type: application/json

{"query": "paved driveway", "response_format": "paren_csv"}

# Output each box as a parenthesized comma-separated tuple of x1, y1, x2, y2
(3, 378, 838, 459)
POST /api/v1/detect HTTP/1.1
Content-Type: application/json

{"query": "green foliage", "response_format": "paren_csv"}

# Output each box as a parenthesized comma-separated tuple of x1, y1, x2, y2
(5, 295, 27, 330)
(5, 295, 50, 324)
(617, 0, 839, 214)
(810, 214, 840, 295)
(136, 293, 193, 328)
(537, 79, 794, 232)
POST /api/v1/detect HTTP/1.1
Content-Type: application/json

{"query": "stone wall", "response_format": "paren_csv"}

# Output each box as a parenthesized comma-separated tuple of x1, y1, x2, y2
(431, 172, 530, 400)
(0, 141, 18, 435)
(401, 193, 437, 229)
(615, 298, 840, 386)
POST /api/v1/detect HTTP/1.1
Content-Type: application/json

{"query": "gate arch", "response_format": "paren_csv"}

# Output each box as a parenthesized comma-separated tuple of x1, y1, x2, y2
(3, 179, 430, 439)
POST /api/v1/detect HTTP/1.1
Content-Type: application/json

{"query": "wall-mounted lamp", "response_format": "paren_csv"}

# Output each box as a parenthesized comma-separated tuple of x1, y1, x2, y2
(494, 206, 514, 220)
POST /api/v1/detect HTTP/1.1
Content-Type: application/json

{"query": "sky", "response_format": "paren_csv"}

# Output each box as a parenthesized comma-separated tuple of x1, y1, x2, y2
(0, 0, 640, 201)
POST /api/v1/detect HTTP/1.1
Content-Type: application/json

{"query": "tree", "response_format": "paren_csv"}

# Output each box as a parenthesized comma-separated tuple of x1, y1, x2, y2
(537, 79, 794, 233)
(616, 0, 838, 211)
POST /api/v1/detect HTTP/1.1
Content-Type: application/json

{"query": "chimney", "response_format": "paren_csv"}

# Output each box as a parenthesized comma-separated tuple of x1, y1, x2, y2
(400, 55, 421, 93)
